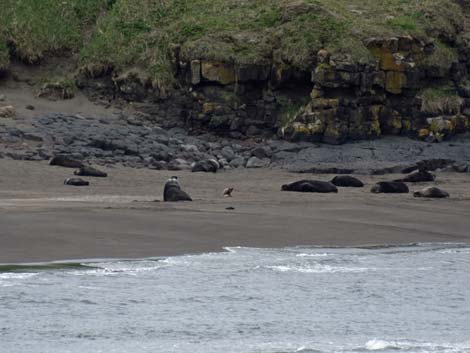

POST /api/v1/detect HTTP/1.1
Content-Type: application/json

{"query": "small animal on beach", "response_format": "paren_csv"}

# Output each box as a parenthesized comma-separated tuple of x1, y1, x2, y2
(371, 181, 409, 194)
(74, 165, 107, 177)
(330, 175, 364, 187)
(223, 187, 234, 197)
(164, 176, 192, 202)
(281, 180, 338, 193)
(395, 170, 435, 183)
(64, 178, 89, 186)
(414, 187, 449, 198)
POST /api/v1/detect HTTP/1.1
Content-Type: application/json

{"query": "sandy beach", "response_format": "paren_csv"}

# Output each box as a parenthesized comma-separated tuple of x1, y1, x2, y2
(1, 159, 469, 264)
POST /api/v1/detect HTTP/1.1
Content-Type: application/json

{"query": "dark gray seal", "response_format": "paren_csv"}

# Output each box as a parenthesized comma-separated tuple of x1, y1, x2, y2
(395, 170, 435, 183)
(192, 159, 219, 173)
(331, 175, 364, 187)
(281, 180, 338, 193)
(371, 181, 409, 194)
(414, 187, 449, 198)
(64, 178, 89, 186)
(50, 155, 84, 168)
(74, 166, 107, 177)
(164, 176, 192, 202)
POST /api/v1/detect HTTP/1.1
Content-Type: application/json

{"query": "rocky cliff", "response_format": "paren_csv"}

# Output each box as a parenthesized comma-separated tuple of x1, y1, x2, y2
(2, 0, 470, 144)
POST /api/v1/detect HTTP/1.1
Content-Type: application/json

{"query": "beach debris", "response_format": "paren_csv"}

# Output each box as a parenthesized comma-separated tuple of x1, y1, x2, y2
(0, 105, 15, 118)
(414, 187, 449, 198)
(192, 159, 219, 173)
(50, 155, 84, 168)
(64, 177, 89, 186)
(223, 187, 234, 197)
(331, 175, 364, 187)
(281, 180, 338, 193)
(395, 170, 435, 183)
(164, 176, 192, 202)
(74, 165, 108, 177)
(371, 181, 409, 194)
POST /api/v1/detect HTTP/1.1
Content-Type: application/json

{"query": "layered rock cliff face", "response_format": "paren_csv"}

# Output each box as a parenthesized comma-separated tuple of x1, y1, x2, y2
(77, 35, 470, 144)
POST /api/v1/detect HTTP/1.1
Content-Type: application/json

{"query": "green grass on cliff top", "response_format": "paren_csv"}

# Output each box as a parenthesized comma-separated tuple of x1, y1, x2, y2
(0, 0, 464, 86)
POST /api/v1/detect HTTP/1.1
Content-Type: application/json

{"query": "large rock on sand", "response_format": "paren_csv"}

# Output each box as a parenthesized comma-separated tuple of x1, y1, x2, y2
(282, 180, 338, 193)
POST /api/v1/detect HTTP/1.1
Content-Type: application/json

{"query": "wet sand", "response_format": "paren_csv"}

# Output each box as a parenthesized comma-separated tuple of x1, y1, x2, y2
(1, 159, 470, 263)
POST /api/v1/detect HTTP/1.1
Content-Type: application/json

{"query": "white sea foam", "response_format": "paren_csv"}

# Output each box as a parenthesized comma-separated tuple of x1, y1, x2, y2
(0, 273, 38, 280)
(69, 260, 166, 276)
(364, 339, 470, 352)
(439, 248, 470, 254)
(0, 272, 38, 287)
(365, 339, 397, 351)
(296, 253, 330, 258)
(266, 264, 372, 273)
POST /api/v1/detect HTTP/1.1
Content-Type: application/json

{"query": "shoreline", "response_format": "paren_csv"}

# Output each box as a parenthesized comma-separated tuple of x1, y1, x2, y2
(0, 242, 466, 267)
(1, 160, 470, 264)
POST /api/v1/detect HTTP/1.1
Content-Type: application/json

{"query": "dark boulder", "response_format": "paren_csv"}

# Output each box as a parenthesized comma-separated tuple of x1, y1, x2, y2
(331, 175, 364, 187)
(414, 187, 449, 198)
(192, 159, 219, 173)
(395, 170, 435, 183)
(371, 181, 409, 194)
(64, 178, 89, 186)
(164, 177, 192, 202)
(74, 166, 108, 177)
(281, 180, 338, 193)
(50, 155, 84, 168)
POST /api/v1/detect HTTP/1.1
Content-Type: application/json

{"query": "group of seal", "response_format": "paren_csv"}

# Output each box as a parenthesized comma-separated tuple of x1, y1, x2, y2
(282, 170, 450, 199)
(282, 175, 364, 193)
(50, 156, 108, 186)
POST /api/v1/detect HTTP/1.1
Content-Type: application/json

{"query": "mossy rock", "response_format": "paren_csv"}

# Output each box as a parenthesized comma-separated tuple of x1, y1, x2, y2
(37, 80, 75, 101)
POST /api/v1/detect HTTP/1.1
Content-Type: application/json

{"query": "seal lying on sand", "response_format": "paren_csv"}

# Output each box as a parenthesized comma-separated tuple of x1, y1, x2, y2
(192, 159, 219, 173)
(414, 187, 449, 198)
(395, 170, 435, 183)
(371, 181, 409, 194)
(282, 180, 338, 193)
(50, 155, 84, 169)
(164, 176, 192, 202)
(64, 178, 89, 186)
(331, 175, 364, 187)
(74, 166, 107, 177)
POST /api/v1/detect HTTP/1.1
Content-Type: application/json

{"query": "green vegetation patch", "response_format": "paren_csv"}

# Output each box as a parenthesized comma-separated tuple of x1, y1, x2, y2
(420, 87, 463, 114)
(0, 0, 107, 63)
(0, 0, 466, 89)
(425, 41, 459, 68)
(0, 42, 9, 70)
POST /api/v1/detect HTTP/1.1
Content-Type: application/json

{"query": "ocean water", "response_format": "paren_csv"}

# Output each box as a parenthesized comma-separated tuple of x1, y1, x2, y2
(1, 244, 470, 353)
